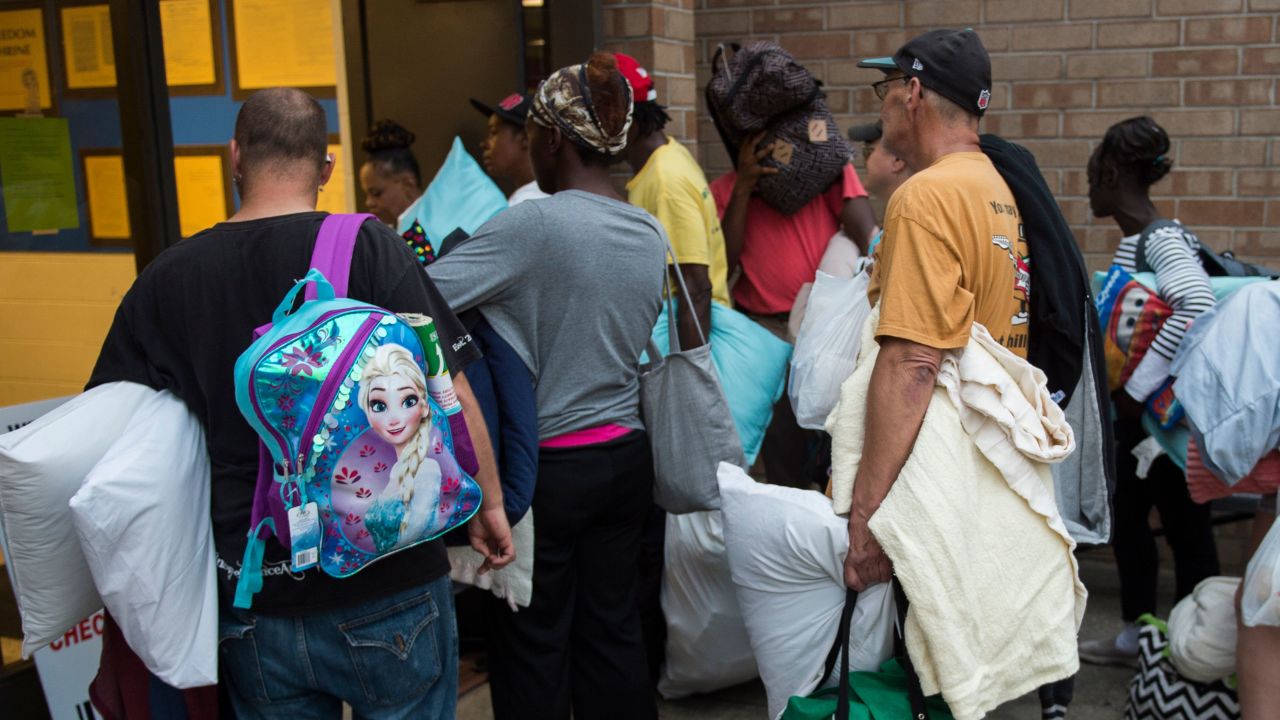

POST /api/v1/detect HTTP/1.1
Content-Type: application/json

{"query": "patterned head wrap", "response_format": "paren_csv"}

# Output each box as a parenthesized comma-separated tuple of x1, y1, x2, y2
(530, 62, 633, 156)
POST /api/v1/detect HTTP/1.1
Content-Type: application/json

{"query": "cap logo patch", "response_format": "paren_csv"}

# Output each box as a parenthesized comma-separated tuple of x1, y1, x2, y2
(977, 89, 990, 110)
(911, 58, 924, 71)
(499, 94, 523, 111)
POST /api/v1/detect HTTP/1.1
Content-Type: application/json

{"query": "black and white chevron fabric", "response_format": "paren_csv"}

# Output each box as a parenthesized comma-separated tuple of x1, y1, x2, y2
(1124, 623, 1239, 720)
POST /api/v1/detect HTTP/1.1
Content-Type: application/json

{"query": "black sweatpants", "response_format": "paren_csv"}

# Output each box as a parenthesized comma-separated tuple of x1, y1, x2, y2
(486, 430, 658, 720)
(1112, 418, 1220, 621)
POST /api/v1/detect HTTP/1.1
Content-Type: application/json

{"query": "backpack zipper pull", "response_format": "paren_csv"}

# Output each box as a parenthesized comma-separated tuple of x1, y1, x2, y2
(295, 451, 309, 505)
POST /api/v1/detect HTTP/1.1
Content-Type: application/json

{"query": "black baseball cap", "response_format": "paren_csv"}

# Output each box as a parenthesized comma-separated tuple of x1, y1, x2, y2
(848, 121, 882, 143)
(470, 92, 533, 127)
(857, 28, 992, 117)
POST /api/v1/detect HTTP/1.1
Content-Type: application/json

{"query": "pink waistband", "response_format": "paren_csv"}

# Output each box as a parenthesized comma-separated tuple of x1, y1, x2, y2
(539, 423, 634, 449)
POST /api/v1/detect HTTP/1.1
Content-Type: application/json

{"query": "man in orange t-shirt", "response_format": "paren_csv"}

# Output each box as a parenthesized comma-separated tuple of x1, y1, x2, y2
(844, 28, 1031, 592)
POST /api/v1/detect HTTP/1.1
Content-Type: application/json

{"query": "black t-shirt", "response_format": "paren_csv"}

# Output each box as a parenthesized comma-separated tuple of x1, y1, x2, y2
(88, 212, 481, 615)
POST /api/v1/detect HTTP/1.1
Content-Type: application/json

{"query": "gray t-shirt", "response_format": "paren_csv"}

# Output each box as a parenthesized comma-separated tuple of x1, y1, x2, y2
(428, 190, 666, 440)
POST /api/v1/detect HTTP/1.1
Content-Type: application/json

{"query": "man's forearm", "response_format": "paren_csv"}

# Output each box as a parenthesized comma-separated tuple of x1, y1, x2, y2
(675, 264, 713, 350)
(453, 370, 503, 511)
(849, 337, 942, 518)
(722, 189, 751, 273)
(677, 293, 712, 350)
(842, 196, 878, 256)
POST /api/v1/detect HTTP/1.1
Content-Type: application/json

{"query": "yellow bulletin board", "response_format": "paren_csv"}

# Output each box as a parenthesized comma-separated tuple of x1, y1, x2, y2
(228, 0, 337, 98)
(0, 6, 53, 112)
(160, 0, 224, 94)
(80, 148, 131, 245)
(59, 4, 115, 92)
(173, 146, 233, 238)
(315, 141, 350, 214)
(59, 1, 224, 95)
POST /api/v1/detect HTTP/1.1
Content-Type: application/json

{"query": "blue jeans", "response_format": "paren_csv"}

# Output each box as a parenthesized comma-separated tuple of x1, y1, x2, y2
(218, 575, 458, 719)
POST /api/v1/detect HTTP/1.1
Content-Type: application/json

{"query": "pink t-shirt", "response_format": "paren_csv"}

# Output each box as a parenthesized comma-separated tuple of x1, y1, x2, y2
(710, 164, 868, 315)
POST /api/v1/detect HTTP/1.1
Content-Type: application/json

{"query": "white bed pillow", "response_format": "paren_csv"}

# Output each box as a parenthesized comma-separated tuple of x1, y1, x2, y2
(0, 381, 155, 655)
(71, 389, 216, 688)
(717, 462, 894, 720)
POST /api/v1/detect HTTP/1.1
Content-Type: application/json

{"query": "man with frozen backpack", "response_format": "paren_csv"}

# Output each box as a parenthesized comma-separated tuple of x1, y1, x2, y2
(88, 87, 513, 718)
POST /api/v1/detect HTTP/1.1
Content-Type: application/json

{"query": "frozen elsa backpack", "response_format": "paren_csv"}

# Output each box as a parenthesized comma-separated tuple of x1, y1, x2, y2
(231, 213, 482, 609)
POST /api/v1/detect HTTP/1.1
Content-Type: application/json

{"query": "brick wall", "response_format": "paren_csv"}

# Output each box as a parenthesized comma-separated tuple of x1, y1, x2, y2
(668, 0, 1280, 269)
(602, 0, 701, 151)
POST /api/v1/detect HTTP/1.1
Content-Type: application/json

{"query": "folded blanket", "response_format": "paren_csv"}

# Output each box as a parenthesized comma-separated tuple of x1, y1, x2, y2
(827, 309, 1085, 720)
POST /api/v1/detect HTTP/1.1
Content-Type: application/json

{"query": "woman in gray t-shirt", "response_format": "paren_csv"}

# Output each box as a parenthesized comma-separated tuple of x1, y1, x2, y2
(428, 53, 665, 720)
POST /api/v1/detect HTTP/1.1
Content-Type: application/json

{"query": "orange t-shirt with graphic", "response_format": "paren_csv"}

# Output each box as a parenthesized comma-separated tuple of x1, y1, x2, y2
(868, 152, 1030, 357)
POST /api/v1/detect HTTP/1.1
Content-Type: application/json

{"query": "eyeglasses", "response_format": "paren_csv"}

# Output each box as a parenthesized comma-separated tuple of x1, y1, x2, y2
(871, 75, 910, 101)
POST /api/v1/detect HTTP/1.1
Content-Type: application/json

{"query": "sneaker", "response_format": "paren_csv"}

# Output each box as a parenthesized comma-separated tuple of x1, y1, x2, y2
(1078, 635, 1139, 668)
(1041, 703, 1068, 720)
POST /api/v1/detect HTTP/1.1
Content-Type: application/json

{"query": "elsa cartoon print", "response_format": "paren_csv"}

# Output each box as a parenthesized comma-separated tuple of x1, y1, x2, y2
(357, 343, 444, 553)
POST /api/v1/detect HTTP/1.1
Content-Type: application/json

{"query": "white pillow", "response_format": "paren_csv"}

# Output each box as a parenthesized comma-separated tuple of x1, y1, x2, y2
(657, 509, 757, 699)
(71, 389, 217, 688)
(0, 381, 154, 656)
(717, 462, 894, 720)
(1168, 576, 1240, 684)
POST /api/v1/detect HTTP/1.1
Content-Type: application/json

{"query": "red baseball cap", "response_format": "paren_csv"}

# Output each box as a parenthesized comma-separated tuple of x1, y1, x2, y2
(615, 52, 658, 104)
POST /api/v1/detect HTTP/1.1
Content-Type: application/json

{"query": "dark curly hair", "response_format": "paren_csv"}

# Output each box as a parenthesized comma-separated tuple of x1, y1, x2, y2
(632, 100, 671, 140)
(362, 119, 422, 185)
(1088, 115, 1172, 189)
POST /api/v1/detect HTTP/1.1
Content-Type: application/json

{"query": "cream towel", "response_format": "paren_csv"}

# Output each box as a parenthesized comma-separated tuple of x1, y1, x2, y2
(827, 309, 1086, 720)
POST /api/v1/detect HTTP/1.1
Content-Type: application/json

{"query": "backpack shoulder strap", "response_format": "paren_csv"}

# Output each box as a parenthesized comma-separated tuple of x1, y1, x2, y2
(307, 213, 378, 300)
(1134, 219, 1184, 274)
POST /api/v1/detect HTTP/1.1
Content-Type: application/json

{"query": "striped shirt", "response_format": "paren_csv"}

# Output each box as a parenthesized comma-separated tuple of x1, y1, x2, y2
(1112, 221, 1217, 400)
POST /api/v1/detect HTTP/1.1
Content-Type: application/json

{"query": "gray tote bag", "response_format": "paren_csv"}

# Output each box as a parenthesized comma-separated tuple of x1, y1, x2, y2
(639, 243, 746, 514)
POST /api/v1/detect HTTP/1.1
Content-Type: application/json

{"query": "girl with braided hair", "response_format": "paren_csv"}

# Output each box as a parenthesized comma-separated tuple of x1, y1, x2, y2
(358, 343, 444, 552)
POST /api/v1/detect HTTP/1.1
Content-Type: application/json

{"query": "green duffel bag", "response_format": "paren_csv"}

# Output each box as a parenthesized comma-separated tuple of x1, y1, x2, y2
(782, 583, 954, 720)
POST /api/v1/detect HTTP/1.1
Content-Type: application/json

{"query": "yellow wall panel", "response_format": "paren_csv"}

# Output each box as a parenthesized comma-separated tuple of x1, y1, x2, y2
(0, 252, 135, 406)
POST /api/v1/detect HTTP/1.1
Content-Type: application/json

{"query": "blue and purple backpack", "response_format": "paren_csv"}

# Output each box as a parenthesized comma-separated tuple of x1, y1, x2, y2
(231, 213, 482, 608)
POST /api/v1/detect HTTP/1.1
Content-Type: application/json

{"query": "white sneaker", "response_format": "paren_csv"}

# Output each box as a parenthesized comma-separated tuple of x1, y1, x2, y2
(1078, 635, 1139, 668)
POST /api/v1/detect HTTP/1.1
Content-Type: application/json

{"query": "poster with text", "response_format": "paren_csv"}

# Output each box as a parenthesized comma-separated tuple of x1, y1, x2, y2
(0, 8, 52, 111)
(0, 118, 79, 233)
(232, 0, 336, 91)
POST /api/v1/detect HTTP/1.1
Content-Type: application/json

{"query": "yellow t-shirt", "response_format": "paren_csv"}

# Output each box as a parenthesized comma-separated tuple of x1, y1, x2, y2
(626, 137, 731, 306)
(868, 152, 1030, 357)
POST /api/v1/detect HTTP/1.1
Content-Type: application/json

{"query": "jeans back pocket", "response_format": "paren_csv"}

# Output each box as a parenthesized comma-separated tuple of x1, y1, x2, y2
(337, 589, 444, 706)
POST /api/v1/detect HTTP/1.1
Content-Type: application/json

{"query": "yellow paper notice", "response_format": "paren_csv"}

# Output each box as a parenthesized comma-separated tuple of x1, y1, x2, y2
(315, 143, 350, 214)
(61, 5, 115, 90)
(160, 0, 217, 87)
(84, 154, 131, 239)
(174, 154, 228, 237)
(0, 8, 52, 111)
(232, 0, 335, 89)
